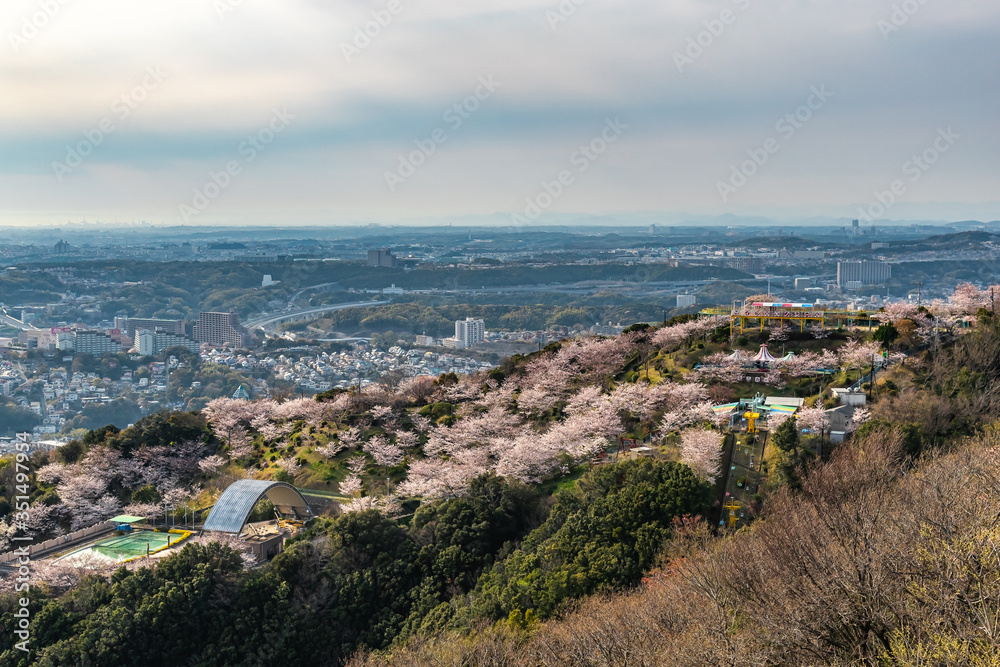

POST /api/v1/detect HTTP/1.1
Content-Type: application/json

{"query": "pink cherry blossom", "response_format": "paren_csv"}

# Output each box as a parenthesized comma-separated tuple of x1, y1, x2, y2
(316, 441, 347, 459)
(276, 457, 300, 475)
(339, 473, 362, 497)
(679, 428, 723, 483)
(198, 454, 227, 475)
(362, 435, 404, 467)
(796, 406, 830, 434)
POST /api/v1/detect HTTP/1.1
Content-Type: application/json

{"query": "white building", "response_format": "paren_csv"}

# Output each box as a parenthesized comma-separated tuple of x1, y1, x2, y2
(591, 322, 624, 336)
(74, 330, 122, 356)
(455, 318, 485, 348)
(137, 329, 200, 356)
(676, 294, 697, 308)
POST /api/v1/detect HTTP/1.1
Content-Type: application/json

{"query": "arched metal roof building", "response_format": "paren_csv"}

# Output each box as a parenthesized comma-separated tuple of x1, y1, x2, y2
(203, 480, 313, 533)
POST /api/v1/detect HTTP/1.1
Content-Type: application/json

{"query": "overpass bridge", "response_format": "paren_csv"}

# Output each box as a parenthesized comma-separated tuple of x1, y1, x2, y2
(245, 300, 390, 331)
(0, 308, 38, 330)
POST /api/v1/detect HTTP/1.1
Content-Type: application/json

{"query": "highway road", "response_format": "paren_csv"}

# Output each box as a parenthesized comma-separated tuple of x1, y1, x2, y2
(0, 308, 37, 330)
(246, 300, 390, 331)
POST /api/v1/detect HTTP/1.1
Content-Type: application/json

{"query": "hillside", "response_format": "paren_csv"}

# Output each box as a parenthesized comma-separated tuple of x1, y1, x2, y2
(1, 284, 998, 665)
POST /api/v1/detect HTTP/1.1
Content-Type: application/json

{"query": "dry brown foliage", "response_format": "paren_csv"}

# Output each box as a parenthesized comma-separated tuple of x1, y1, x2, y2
(351, 424, 1000, 666)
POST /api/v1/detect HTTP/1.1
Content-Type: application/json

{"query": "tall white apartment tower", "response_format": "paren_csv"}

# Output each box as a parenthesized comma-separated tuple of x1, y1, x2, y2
(455, 318, 485, 348)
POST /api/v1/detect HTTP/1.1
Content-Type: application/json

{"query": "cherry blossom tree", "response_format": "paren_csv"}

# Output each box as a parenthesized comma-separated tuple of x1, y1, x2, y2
(652, 317, 718, 349)
(661, 382, 710, 411)
(0, 520, 16, 554)
(442, 375, 484, 402)
(679, 428, 723, 483)
(316, 441, 347, 459)
(478, 380, 517, 411)
(660, 401, 716, 434)
(338, 426, 363, 449)
(394, 430, 420, 450)
(339, 474, 362, 497)
(346, 455, 367, 476)
(777, 350, 838, 378)
(362, 435, 403, 467)
(339, 494, 401, 516)
(560, 335, 631, 382)
(122, 502, 161, 520)
(258, 421, 294, 442)
(409, 414, 433, 435)
(848, 406, 871, 432)
(190, 532, 260, 569)
(423, 407, 523, 457)
(690, 354, 745, 384)
(765, 411, 791, 432)
(226, 425, 254, 459)
(370, 405, 394, 423)
(796, 406, 830, 435)
(277, 455, 300, 473)
(605, 383, 664, 422)
(876, 301, 920, 325)
(838, 339, 882, 378)
(22, 502, 69, 537)
(27, 551, 127, 591)
(271, 397, 327, 424)
(162, 487, 190, 507)
(198, 454, 227, 475)
(564, 385, 603, 415)
(950, 283, 991, 315)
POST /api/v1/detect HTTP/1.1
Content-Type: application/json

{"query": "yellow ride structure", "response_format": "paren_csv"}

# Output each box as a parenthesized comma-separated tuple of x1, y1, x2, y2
(700, 298, 878, 334)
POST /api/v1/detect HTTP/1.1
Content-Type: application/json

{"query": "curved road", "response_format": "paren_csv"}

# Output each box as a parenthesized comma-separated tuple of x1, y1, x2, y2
(0, 308, 37, 330)
(246, 300, 390, 331)
(288, 282, 339, 308)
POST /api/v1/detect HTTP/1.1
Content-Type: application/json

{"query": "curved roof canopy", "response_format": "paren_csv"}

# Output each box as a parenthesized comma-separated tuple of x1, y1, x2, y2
(203, 480, 313, 533)
(752, 344, 777, 363)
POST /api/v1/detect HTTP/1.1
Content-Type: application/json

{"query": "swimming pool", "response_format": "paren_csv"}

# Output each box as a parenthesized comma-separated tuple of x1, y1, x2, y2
(58, 530, 190, 563)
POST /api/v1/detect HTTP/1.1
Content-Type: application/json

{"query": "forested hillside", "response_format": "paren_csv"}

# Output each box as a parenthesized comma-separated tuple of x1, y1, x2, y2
(1, 283, 998, 666)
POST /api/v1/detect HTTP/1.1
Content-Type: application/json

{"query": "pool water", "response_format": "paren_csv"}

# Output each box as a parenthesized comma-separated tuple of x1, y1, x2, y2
(59, 530, 185, 563)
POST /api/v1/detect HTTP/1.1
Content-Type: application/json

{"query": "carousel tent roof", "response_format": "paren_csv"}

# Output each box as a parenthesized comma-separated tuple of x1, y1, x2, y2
(727, 350, 745, 360)
(752, 344, 777, 363)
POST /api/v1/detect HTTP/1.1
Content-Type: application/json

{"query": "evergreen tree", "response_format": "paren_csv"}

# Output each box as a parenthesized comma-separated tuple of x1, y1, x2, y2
(771, 416, 799, 452)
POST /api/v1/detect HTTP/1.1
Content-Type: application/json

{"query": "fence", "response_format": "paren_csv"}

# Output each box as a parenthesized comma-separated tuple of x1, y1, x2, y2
(0, 522, 115, 564)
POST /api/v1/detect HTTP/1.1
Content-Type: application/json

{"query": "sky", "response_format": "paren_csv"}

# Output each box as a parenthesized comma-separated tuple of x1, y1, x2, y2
(1, 0, 998, 227)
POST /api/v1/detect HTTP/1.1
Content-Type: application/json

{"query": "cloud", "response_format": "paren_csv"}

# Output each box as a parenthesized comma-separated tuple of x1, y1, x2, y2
(0, 0, 998, 225)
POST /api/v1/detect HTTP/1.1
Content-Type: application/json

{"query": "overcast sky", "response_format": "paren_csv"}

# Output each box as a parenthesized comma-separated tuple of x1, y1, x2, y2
(1, 0, 998, 227)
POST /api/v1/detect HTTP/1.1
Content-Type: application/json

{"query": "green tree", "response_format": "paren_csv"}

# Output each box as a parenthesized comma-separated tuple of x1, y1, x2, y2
(472, 458, 710, 620)
(873, 322, 899, 348)
(771, 416, 800, 452)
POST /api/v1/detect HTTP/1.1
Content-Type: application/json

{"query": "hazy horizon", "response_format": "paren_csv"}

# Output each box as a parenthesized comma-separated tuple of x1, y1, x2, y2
(3, 1, 999, 227)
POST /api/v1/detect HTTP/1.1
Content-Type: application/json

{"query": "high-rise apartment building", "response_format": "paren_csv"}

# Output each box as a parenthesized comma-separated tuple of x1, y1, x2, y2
(836, 261, 891, 287)
(367, 248, 397, 268)
(193, 311, 251, 348)
(726, 257, 764, 273)
(137, 330, 201, 356)
(455, 318, 485, 348)
(74, 330, 122, 356)
(676, 294, 697, 308)
(114, 317, 186, 338)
